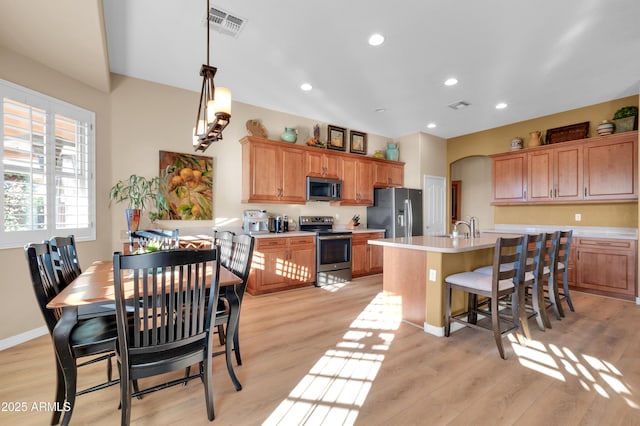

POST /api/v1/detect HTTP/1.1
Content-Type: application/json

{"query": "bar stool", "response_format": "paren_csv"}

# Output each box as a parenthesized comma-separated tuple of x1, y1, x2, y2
(444, 235, 528, 359)
(474, 233, 548, 332)
(554, 230, 575, 316)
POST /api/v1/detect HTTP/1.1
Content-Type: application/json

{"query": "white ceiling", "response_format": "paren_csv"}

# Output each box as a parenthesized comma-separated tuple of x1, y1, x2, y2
(2, 0, 640, 139)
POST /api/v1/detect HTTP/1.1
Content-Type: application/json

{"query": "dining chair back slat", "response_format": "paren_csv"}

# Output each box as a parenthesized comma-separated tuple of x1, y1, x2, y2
(129, 229, 179, 254)
(213, 230, 235, 268)
(50, 235, 82, 289)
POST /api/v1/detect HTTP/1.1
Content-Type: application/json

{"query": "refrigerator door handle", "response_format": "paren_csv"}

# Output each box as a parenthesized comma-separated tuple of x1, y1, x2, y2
(405, 199, 413, 238)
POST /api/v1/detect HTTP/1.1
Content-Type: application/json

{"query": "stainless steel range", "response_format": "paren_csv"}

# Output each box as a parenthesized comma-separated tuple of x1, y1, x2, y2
(299, 216, 352, 286)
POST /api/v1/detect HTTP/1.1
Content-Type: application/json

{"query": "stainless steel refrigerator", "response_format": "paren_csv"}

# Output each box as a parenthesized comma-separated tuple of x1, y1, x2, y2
(367, 187, 423, 238)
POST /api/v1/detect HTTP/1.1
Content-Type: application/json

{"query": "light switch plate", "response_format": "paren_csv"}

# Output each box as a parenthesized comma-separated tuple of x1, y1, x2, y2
(575, 213, 582, 221)
(429, 269, 437, 281)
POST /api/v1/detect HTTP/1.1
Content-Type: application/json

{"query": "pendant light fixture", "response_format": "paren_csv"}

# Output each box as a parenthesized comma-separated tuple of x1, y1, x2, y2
(193, 0, 232, 152)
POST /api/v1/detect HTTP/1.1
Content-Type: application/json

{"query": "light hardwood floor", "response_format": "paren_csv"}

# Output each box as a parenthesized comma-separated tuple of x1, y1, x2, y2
(1, 275, 640, 425)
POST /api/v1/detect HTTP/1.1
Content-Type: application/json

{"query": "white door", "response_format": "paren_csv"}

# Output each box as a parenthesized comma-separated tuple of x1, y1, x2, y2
(423, 175, 446, 235)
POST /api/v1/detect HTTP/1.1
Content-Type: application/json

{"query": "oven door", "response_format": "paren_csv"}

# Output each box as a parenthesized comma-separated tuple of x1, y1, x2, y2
(317, 234, 352, 272)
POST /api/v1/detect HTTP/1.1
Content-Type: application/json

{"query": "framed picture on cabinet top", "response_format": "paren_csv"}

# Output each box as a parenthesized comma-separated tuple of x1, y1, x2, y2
(327, 125, 347, 151)
(349, 130, 367, 155)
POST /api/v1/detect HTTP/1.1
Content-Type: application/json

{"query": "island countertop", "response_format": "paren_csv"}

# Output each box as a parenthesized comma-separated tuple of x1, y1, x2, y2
(368, 232, 521, 253)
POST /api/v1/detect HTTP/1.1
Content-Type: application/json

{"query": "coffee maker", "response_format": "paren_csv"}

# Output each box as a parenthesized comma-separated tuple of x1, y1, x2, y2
(242, 209, 269, 234)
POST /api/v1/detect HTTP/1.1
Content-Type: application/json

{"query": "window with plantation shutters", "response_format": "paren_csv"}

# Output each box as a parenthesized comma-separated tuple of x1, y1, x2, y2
(1, 80, 95, 249)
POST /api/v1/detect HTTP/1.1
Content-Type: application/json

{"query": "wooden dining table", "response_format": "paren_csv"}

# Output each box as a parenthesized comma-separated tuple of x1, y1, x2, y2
(46, 259, 243, 426)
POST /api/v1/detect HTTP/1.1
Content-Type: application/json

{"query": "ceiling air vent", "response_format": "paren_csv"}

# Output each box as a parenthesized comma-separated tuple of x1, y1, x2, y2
(448, 100, 471, 110)
(203, 7, 247, 38)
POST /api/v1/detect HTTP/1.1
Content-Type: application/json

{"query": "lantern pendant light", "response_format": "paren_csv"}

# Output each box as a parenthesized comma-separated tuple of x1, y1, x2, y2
(193, 0, 232, 152)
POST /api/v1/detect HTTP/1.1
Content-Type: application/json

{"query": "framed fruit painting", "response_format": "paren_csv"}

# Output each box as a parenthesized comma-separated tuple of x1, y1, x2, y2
(158, 150, 213, 220)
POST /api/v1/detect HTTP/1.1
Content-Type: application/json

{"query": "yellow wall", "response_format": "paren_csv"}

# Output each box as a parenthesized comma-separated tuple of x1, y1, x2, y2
(447, 95, 640, 228)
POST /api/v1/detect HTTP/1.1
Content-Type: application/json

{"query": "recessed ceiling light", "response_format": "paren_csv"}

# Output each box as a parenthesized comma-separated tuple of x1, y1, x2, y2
(300, 83, 313, 91)
(375, 108, 386, 113)
(495, 102, 508, 109)
(427, 123, 436, 129)
(368, 34, 385, 46)
(444, 78, 458, 86)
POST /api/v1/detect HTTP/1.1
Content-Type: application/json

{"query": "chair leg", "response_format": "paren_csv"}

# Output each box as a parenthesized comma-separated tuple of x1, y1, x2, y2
(547, 275, 563, 320)
(515, 284, 531, 342)
(233, 325, 242, 366)
(217, 324, 226, 345)
(444, 284, 452, 337)
(120, 368, 131, 426)
(562, 270, 575, 312)
(491, 295, 506, 359)
(532, 279, 550, 331)
(52, 357, 65, 425)
(203, 348, 215, 421)
(467, 293, 478, 324)
(107, 353, 113, 382)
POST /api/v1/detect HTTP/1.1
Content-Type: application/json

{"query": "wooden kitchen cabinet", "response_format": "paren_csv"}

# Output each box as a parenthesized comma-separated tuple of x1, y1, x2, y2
(583, 133, 637, 200)
(247, 235, 316, 295)
(306, 150, 342, 179)
(373, 161, 404, 187)
(352, 232, 384, 277)
(491, 131, 637, 205)
(338, 157, 374, 206)
(571, 237, 637, 301)
(240, 137, 306, 204)
(527, 144, 583, 202)
(491, 151, 527, 203)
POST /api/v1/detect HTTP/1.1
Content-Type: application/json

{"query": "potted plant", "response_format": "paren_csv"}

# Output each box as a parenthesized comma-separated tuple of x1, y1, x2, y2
(109, 174, 167, 232)
(612, 106, 638, 133)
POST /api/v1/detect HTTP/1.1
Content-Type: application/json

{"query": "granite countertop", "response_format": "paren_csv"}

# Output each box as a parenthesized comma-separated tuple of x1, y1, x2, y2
(484, 225, 638, 240)
(368, 233, 522, 254)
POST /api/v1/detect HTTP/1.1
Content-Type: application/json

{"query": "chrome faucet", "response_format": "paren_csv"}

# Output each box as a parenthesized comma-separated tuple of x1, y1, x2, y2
(455, 217, 480, 239)
(454, 220, 471, 238)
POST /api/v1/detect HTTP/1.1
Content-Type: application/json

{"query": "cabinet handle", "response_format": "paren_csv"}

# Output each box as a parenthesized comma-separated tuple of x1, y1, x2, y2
(524, 190, 527, 199)
(550, 189, 552, 198)
(554, 188, 557, 198)
(584, 187, 586, 197)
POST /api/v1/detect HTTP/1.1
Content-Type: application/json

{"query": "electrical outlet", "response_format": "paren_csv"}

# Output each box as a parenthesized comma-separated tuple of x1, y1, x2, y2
(429, 269, 437, 281)
(575, 213, 582, 221)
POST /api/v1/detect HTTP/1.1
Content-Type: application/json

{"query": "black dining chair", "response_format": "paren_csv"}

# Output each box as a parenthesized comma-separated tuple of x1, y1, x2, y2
(25, 242, 119, 425)
(113, 248, 221, 424)
(49, 235, 82, 288)
(211, 230, 235, 344)
(128, 228, 179, 254)
(222, 234, 255, 366)
(213, 230, 235, 268)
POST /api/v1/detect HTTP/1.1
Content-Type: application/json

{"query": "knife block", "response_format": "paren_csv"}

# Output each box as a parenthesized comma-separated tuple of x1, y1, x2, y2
(347, 219, 360, 229)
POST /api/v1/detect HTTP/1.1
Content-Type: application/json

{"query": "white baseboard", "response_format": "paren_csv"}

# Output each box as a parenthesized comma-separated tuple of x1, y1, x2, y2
(0, 326, 48, 351)
(423, 321, 467, 337)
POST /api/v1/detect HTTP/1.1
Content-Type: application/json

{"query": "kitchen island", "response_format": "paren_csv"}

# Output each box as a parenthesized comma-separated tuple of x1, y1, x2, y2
(369, 233, 520, 336)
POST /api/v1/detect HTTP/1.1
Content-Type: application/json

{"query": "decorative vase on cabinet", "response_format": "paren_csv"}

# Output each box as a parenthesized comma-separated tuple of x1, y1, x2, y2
(280, 127, 298, 143)
(386, 143, 399, 161)
(528, 131, 542, 147)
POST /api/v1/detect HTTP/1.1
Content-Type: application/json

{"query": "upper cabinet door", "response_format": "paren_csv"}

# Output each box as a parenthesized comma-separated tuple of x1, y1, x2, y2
(491, 152, 527, 204)
(306, 151, 341, 179)
(583, 134, 637, 200)
(527, 149, 554, 202)
(554, 144, 583, 201)
(280, 146, 306, 203)
(373, 162, 404, 187)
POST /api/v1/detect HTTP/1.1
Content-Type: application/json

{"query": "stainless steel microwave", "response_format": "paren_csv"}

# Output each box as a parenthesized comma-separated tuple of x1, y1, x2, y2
(306, 177, 342, 201)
